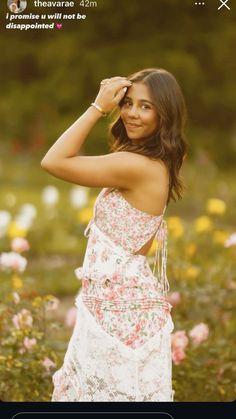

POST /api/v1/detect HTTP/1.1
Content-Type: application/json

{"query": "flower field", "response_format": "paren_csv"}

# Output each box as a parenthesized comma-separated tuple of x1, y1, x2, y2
(0, 155, 236, 401)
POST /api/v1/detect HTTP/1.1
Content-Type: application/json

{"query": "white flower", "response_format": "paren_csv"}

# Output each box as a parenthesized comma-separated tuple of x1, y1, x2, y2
(224, 233, 236, 248)
(0, 210, 12, 238)
(42, 186, 59, 206)
(12, 291, 20, 304)
(69, 186, 89, 209)
(19, 204, 37, 220)
(14, 215, 33, 231)
(0, 251, 27, 273)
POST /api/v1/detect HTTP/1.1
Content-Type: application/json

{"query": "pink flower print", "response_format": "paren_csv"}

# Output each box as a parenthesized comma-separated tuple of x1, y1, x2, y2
(101, 248, 110, 263)
(189, 322, 209, 346)
(128, 276, 138, 287)
(106, 290, 118, 301)
(88, 251, 97, 266)
(82, 279, 90, 290)
(125, 338, 134, 346)
(135, 323, 141, 333)
(91, 237, 97, 245)
(95, 306, 104, 321)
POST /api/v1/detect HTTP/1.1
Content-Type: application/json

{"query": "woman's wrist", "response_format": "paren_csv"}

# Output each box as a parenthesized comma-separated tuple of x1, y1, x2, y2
(86, 104, 104, 121)
(90, 102, 107, 117)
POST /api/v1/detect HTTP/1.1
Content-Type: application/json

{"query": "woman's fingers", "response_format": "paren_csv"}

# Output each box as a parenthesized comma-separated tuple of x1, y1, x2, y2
(113, 86, 128, 104)
(100, 76, 129, 86)
(111, 79, 132, 96)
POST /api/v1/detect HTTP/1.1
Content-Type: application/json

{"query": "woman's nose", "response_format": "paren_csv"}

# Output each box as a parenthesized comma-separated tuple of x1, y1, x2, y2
(128, 105, 139, 118)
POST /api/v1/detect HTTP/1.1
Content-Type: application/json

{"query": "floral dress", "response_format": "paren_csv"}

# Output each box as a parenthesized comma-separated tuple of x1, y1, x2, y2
(51, 187, 174, 402)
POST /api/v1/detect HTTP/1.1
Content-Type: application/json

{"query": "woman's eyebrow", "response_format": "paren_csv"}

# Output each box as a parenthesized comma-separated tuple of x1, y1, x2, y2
(125, 96, 154, 105)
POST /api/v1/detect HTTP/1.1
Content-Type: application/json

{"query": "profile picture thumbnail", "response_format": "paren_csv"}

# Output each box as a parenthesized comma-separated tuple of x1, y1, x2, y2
(7, 0, 27, 13)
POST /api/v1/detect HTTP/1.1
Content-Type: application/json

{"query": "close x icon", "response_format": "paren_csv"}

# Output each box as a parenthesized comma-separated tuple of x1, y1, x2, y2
(218, 0, 230, 10)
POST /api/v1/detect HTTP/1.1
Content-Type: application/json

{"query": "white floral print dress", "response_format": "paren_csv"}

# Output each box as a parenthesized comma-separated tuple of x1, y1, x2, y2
(51, 187, 174, 402)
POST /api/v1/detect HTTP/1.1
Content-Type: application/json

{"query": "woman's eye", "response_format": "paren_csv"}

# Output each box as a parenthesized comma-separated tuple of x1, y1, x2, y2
(122, 101, 150, 110)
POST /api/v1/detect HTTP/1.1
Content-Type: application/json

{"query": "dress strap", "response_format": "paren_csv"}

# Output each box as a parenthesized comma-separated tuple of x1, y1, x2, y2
(152, 217, 169, 296)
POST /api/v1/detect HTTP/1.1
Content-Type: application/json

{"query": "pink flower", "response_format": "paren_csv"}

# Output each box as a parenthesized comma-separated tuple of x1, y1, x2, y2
(12, 309, 33, 329)
(172, 347, 187, 365)
(0, 251, 27, 273)
(42, 357, 56, 372)
(167, 291, 181, 307)
(171, 330, 189, 366)
(65, 307, 77, 328)
(189, 322, 209, 346)
(11, 237, 30, 253)
(12, 291, 20, 304)
(171, 330, 189, 351)
(23, 337, 37, 351)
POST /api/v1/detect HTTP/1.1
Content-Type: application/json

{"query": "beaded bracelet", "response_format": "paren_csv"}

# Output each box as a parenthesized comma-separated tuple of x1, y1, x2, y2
(90, 102, 107, 117)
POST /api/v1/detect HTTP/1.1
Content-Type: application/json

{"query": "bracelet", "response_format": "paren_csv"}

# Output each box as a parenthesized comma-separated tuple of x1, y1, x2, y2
(90, 102, 107, 117)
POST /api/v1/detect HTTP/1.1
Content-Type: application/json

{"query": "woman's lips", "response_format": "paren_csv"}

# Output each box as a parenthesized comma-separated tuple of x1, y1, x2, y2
(126, 122, 141, 129)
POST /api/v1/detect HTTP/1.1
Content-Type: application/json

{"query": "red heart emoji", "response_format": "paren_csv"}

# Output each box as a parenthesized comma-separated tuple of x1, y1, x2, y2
(56, 23, 62, 29)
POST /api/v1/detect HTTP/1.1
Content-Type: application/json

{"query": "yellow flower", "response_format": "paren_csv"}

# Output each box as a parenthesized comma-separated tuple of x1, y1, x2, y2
(77, 207, 93, 224)
(206, 198, 226, 215)
(7, 221, 27, 239)
(184, 265, 200, 280)
(32, 296, 43, 308)
(12, 274, 23, 289)
(212, 230, 229, 245)
(194, 216, 213, 233)
(186, 242, 197, 257)
(167, 216, 184, 238)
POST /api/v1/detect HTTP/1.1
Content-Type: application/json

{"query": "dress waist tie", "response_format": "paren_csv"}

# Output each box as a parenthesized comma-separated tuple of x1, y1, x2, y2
(152, 219, 170, 297)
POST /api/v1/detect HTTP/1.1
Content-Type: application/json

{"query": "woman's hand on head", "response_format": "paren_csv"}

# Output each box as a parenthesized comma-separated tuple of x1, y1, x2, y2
(93, 76, 132, 115)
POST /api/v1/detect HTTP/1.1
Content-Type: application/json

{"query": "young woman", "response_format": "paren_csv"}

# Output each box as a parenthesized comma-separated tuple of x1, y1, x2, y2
(41, 68, 188, 401)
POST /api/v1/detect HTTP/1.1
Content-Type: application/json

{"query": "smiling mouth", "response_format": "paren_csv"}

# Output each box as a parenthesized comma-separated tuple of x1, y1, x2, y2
(126, 122, 141, 128)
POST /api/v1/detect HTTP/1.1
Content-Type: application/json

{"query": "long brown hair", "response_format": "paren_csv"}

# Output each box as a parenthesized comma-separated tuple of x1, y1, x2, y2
(108, 68, 188, 205)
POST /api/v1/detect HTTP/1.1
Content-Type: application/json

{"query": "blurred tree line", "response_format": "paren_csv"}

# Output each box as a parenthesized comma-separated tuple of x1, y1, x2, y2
(0, 0, 235, 168)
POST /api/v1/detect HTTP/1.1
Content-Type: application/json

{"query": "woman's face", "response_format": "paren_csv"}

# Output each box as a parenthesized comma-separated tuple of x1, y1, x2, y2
(120, 82, 159, 142)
